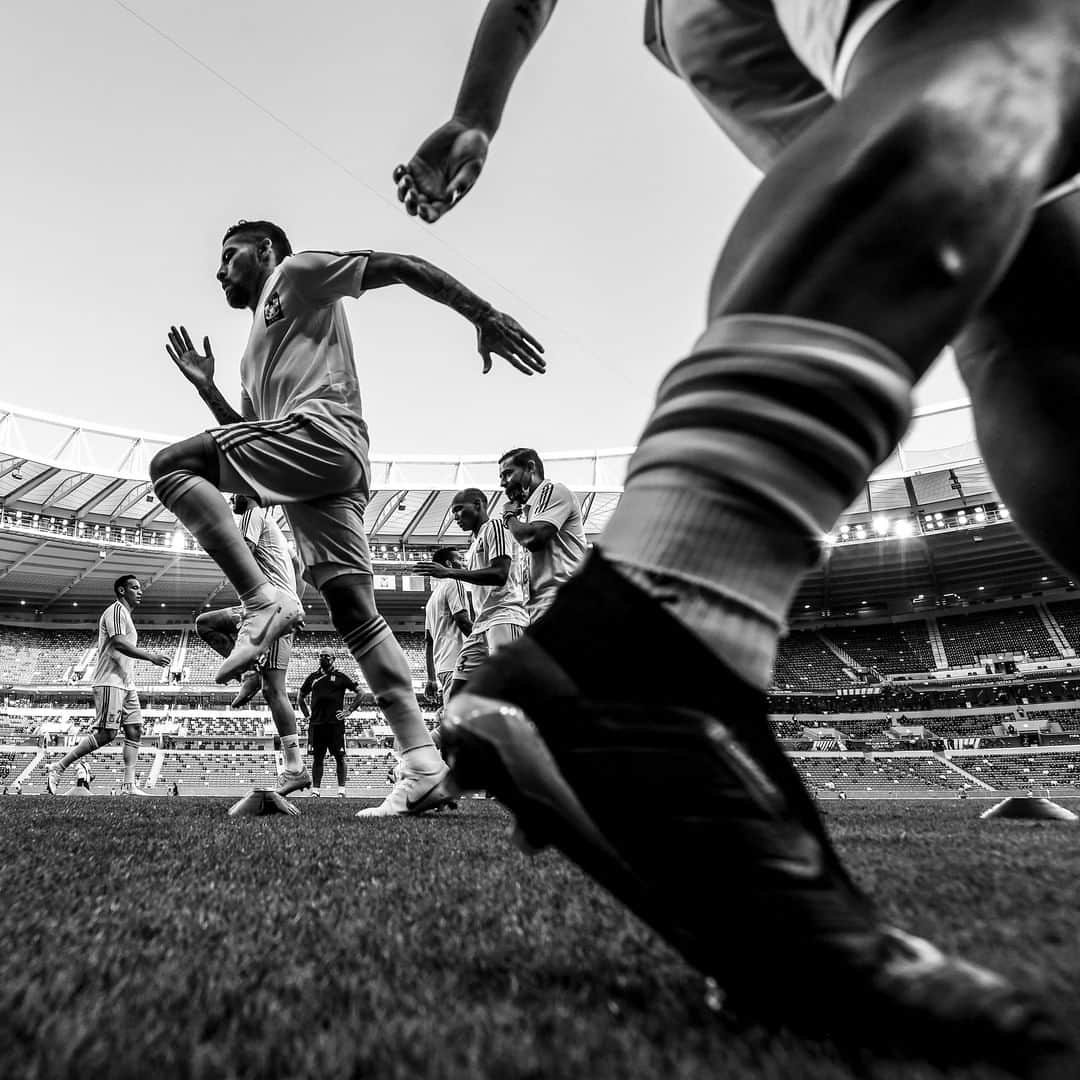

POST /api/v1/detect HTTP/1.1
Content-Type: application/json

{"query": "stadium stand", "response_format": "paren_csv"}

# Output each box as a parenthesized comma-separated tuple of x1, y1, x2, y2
(936, 607, 1058, 667)
(1048, 599, 1080, 654)
(771, 631, 849, 691)
(0, 627, 95, 684)
(953, 750, 1080, 794)
(825, 622, 935, 674)
(792, 754, 972, 796)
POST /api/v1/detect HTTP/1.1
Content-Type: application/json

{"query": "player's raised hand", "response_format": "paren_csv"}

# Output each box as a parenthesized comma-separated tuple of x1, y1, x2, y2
(475, 310, 545, 376)
(413, 561, 451, 579)
(166, 326, 215, 390)
(393, 120, 490, 224)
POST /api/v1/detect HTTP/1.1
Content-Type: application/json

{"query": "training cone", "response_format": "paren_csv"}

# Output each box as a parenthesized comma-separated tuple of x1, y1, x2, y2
(64, 786, 93, 797)
(228, 789, 301, 817)
(980, 797, 1078, 822)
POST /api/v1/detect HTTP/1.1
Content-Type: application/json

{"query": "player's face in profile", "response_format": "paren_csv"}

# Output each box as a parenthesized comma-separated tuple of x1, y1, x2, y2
(451, 497, 479, 534)
(123, 579, 144, 606)
(217, 238, 261, 309)
(499, 460, 528, 503)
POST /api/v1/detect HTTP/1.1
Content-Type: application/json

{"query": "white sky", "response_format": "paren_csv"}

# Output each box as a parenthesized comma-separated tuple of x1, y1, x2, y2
(2, 0, 963, 458)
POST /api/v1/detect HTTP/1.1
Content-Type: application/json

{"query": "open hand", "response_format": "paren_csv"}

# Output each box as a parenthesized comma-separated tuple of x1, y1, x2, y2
(476, 310, 545, 376)
(393, 120, 490, 224)
(166, 326, 215, 390)
(414, 561, 451, 579)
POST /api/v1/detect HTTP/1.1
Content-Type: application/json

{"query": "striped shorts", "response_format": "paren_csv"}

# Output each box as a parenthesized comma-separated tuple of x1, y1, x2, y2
(209, 414, 374, 588)
(93, 685, 141, 729)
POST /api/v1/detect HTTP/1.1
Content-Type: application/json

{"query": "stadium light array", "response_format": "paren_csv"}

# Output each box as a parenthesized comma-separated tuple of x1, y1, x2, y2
(873, 516, 889, 536)
(171, 531, 186, 551)
(895, 519, 914, 538)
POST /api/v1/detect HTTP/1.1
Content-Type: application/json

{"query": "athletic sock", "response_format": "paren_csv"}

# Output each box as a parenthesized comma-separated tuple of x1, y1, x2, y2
(56, 733, 102, 773)
(152, 469, 268, 599)
(122, 738, 140, 786)
(601, 315, 911, 690)
(343, 619, 442, 772)
(280, 734, 302, 772)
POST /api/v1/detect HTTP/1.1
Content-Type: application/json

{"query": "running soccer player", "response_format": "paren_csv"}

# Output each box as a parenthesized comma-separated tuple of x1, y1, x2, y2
(498, 448, 585, 621)
(391, 0, 1080, 1063)
(156, 221, 543, 816)
(298, 653, 359, 798)
(415, 489, 527, 701)
(194, 494, 311, 797)
(46, 575, 169, 796)
(423, 547, 473, 701)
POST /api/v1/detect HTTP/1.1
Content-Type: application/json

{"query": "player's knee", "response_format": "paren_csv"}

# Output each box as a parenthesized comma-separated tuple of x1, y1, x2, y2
(95, 727, 116, 747)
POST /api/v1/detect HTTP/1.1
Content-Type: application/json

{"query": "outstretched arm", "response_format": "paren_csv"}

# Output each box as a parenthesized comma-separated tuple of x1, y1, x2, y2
(362, 252, 545, 375)
(394, 0, 559, 222)
(165, 326, 245, 425)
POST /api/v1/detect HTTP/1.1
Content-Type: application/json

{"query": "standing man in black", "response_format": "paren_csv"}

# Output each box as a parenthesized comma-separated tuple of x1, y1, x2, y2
(298, 653, 360, 798)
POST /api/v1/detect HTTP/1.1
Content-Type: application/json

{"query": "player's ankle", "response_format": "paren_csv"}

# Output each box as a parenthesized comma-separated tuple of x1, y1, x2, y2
(240, 583, 277, 610)
(400, 745, 443, 774)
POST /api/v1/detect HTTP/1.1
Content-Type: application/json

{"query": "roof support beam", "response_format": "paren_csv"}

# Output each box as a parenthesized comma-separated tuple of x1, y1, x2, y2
(75, 477, 126, 517)
(44, 550, 110, 608)
(369, 490, 407, 538)
(6, 467, 60, 503)
(401, 490, 440, 548)
(0, 539, 51, 580)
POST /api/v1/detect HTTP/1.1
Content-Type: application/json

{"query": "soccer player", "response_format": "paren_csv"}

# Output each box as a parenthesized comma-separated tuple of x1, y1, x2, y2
(298, 653, 360, 798)
(423, 547, 473, 701)
(73, 760, 93, 792)
(498, 448, 586, 621)
(156, 221, 543, 816)
(415, 489, 527, 701)
(46, 575, 169, 796)
(194, 494, 311, 797)
(391, 0, 1080, 1063)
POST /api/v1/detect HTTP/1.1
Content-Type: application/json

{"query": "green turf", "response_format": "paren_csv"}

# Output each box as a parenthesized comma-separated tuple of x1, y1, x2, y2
(1, 799, 1077, 1080)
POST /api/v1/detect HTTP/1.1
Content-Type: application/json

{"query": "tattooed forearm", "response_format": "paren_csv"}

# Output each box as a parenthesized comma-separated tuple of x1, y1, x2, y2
(394, 256, 493, 323)
(454, 0, 559, 135)
(199, 383, 244, 426)
(512, 0, 550, 45)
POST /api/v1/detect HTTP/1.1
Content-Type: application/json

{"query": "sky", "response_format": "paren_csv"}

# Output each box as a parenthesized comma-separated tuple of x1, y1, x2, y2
(2, 0, 965, 458)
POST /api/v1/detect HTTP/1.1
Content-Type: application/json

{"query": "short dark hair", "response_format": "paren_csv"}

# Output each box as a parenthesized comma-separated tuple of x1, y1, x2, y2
(222, 220, 293, 262)
(500, 447, 544, 480)
(431, 546, 459, 567)
(456, 487, 488, 508)
(113, 574, 139, 598)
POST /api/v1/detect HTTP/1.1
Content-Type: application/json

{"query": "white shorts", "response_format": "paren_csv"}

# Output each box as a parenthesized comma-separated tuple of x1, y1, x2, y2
(209, 414, 374, 588)
(93, 686, 141, 729)
(452, 624, 525, 682)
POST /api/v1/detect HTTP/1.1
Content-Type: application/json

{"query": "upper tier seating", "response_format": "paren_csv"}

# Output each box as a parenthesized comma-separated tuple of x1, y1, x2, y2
(937, 607, 1058, 667)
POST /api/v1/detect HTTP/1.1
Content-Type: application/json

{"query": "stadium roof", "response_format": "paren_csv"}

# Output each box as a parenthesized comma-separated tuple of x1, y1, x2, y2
(2, 397, 1068, 625)
(0, 396, 985, 535)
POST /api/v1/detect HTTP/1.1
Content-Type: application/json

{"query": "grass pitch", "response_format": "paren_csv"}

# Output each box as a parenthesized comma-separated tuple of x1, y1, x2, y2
(1, 799, 1078, 1080)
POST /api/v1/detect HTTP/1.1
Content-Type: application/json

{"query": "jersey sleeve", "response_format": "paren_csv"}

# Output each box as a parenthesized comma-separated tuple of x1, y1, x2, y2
(285, 250, 371, 306)
(240, 388, 256, 421)
(484, 519, 510, 562)
(342, 675, 360, 693)
(447, 581, 467, 616)
(299, 672, 315, 697)
(529, 481, 577, 531)
(240, 508, 263, 548)
(118, 605, 136, 639)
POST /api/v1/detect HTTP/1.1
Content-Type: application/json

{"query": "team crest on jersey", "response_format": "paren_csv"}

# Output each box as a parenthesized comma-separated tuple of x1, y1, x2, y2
(264, 290, 284, 327)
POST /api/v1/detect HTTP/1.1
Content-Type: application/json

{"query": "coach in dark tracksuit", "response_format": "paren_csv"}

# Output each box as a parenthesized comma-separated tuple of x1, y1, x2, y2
(297, 652, 360, 797)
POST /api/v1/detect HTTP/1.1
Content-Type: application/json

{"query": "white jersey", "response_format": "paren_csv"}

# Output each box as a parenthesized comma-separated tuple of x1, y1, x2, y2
(240, 505, 299, 606)
(466, 519, 528, 634)
(239, 249, 372, 461)
(521, 480, 587, 617)
(425, 578, 471, 675)
(92, 600, 137, 689)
